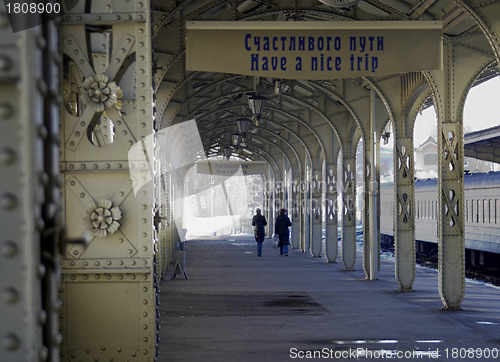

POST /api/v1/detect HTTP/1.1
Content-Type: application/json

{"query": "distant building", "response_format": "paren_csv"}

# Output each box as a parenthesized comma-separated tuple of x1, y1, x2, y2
(414, 136, 499, 179)
(414, 136, 438, 179)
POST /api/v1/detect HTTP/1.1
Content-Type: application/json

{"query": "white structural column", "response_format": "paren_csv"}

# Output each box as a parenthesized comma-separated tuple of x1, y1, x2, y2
(433, 40, 465, 309)
(365, 89, 380, 280)
(394, 136, 415, 290)
(365, 89, 379, 280)
(325, 164, 338, 262)
(59, 1, 158, 359)
(270, 180, 276, 236)
(275, 179, 285, 213)
(310, 169, 322, 257)
(0, 19, 53, 361)
(438, 118, 465, 309)
(426, 36, 484, 309)
(362, 143, 371, 278)
(341, 156, 356, 270)
(290, 180, 300, 249)
(263, 180, 270, 237)
(300, 170, 310, 252)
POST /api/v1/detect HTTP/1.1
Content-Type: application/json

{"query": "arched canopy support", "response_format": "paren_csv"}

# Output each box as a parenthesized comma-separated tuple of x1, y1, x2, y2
(367, 73, 430, 291)
(425, 35, 495, 310)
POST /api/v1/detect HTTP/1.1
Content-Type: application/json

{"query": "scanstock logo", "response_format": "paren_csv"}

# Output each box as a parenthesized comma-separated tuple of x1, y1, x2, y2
(128, 120, 250, 242)
(3, 1, 77, 33)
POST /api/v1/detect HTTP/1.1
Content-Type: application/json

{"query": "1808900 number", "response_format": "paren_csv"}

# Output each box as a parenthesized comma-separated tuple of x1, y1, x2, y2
(444, 348, 498, 359)
(6, 2, 61, 14)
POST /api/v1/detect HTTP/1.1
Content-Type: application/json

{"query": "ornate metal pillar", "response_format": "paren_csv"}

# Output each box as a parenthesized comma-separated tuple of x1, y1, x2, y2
(310, 169, 322, 257)
(290, 180, 300, 249)
(394, 136, 415, 290)
(437, 120, 464, 309)
(362, 142, 371, 278)
(364, 89, 380, 280)
(264, 179, 273, 237)
(425, 37, 481, 309)
(325, 164, 338, 262)
(275, 179, 285, 214)
(435, 40, 465, 309)
(59, 1, 158, 360)
(341, 156, 356, 270)
(0, 11, 62, 360)
(300, 169, 310, 253)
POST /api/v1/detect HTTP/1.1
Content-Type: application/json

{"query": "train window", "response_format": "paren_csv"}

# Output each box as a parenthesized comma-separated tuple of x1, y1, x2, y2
(496, 199, 499, 224)
(483, 200, 490, 222)
(465, 200, 469, 222)
(469, 200, 472, 222)
(469, 199, 473, 223)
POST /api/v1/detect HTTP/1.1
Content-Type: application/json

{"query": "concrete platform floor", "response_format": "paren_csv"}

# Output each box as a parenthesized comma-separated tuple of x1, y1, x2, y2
(158, 235, 500, 361)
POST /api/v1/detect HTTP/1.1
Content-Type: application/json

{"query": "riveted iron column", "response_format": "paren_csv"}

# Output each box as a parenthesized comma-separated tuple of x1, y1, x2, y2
(436, 41, 465, 309)
(290, 179, 300, 249)
(426, 38, 471, 310)
(40, 17, 66, 361)
(300, 169, 310, 253)
(341, 156, 356, 270)
(325, 164, 338, 262)
(394, 137, 415, 290)
(438, 121, 465, 309)
(273, 180, 282, 233)
(362, 143, 371, 278)
(310, 169, 322, 257)
(0, 8, 58, 360)
(365, 89, 380, 280)
(264, 177, 273, 238)
(275, 179, 285, 215)
(59, 1, 157, 360)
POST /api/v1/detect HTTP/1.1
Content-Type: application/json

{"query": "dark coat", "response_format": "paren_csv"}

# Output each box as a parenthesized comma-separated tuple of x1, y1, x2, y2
(252, 214, 267, 243)
(275, 214, 292, 245)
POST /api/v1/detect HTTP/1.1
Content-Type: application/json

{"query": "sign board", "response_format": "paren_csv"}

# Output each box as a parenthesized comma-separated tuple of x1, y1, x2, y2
(197, 160, 268, 176)
(186, 21, 442, 79)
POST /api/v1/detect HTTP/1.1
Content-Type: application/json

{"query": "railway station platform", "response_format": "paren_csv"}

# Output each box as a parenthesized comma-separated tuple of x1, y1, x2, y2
(158, 235, 500, 362)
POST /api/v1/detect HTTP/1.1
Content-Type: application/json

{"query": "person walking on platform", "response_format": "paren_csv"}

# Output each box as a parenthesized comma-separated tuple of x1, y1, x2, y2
(252, 208, 267, 256)
(275, 209, 292, 256)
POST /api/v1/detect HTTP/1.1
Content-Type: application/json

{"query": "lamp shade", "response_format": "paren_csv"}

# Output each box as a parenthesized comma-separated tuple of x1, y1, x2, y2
(235, 117, 250, 134)
(231, 133, 241, 147)
(247, 94, 267, 117)
(223, 146, 232, 159)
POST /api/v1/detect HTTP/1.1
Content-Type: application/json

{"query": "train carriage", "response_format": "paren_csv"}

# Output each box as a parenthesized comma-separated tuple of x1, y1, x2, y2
(380, 171, 500, 268)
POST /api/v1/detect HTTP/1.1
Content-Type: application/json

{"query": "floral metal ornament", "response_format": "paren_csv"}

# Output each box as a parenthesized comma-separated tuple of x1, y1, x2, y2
(84, 199, 122, 237)
(82, 74, 122, 112)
